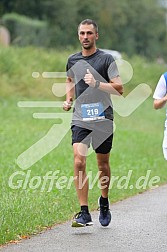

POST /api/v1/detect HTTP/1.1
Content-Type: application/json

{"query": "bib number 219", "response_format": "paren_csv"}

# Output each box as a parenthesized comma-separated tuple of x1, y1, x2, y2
(81, 102, 105, 121)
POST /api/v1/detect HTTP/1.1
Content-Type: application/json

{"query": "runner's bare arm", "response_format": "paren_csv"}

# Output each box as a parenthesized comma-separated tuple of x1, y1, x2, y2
(102, 76, 123, 95)
(63, 77, 75, 111)
(84, 70, 123, 95)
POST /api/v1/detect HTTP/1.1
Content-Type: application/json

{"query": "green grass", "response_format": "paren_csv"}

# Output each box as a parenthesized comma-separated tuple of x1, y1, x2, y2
(0, 46, 167, 245)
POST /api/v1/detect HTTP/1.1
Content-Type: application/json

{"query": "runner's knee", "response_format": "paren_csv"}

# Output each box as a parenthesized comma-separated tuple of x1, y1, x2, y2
(74, 157, 86, 171)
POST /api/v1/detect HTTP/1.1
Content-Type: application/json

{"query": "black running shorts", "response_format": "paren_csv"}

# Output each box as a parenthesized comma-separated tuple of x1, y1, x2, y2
(71, 123, 113, 154)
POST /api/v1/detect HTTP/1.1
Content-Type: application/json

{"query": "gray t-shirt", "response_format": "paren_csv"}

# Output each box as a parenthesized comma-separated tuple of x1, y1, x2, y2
(66, 49, 119, 128)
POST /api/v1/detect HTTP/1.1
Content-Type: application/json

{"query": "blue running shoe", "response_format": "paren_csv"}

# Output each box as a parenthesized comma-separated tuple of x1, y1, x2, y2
(72, 211, 93, 227)
(98, 198, 112, 227)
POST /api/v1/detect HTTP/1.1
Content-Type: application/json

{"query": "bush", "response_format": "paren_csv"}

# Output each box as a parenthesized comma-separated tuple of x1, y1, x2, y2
(2, 13, 49, 47)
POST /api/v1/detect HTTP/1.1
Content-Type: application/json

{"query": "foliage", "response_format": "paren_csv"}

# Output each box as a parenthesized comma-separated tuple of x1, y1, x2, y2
(110, 0, 167, 59)
(0, 0, 167, 59)
(0, 0, 45, 20)
(2, 13, 49, 47)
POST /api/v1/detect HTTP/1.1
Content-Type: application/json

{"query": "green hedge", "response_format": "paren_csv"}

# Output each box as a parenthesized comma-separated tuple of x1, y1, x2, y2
(2, 13, 49, 47)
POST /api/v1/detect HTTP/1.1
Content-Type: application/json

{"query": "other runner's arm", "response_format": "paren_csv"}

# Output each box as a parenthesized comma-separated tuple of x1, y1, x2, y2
(154, 95, 167, 109)
(63, 77, 75, 111)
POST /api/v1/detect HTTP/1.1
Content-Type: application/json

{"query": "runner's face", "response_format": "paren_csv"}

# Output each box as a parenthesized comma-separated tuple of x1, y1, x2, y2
(78, 24, 98, 49)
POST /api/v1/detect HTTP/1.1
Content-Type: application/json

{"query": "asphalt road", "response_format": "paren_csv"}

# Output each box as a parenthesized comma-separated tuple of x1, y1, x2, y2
(1, 184, 167, 252)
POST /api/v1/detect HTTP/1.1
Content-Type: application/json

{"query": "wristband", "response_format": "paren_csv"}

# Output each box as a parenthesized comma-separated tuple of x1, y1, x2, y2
(95, 80, 100, 89)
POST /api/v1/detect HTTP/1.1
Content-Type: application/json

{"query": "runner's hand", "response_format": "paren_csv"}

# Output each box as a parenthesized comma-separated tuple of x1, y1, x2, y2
(163, 94, 167, 102)
(84, 69, 96, 87)
(63, 97, 73, 111)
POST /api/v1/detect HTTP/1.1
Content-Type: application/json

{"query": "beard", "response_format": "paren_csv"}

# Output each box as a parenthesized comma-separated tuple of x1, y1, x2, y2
(82, 40, 94, 50)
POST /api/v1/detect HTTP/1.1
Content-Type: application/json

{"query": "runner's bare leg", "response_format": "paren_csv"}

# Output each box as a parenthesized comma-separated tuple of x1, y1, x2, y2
(96, 153, 111, 197)
(73, 143, 89, 206)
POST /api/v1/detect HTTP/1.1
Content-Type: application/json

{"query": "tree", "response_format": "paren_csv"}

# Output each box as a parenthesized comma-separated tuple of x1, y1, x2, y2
(109, 0, 167, 58)
(0, 0, 45, 20)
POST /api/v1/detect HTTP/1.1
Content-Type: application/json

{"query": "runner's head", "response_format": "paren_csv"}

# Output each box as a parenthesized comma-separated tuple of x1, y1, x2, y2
(78, 19, 98, 50)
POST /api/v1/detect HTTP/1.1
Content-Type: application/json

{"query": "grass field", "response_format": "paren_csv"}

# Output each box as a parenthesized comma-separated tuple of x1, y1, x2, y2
(0, 46, 167, 245)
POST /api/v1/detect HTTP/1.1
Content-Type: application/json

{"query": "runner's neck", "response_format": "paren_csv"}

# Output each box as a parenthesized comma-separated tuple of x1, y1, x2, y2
(82, 47, 97, 57)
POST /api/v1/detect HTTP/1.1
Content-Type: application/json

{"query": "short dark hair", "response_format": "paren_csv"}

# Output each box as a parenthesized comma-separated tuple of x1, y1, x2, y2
(78, 19, 98, 33)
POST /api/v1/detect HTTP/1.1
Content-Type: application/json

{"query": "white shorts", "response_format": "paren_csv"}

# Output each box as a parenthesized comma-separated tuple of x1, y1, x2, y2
(162, 127, 167, 160)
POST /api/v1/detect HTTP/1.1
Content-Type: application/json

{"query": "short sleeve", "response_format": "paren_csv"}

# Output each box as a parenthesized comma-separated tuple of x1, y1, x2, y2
(66, 58, 74, 78)
(107, 56, 119, 80)
(153, 74, 167, 99)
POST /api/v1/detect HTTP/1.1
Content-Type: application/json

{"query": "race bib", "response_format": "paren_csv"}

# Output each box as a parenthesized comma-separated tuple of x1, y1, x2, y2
(81, 102, 105, 121)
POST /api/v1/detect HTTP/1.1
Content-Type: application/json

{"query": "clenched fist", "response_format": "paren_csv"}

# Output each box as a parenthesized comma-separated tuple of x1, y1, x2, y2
(63, 97, 73, 111)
